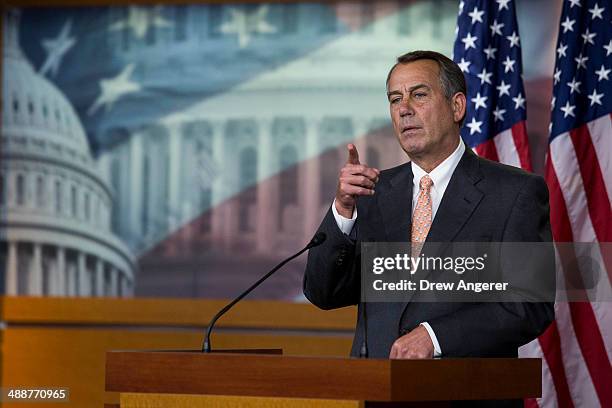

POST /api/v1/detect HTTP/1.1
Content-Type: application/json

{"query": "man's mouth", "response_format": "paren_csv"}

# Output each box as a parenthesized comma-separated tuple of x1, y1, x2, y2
(402, 126, 422, 133)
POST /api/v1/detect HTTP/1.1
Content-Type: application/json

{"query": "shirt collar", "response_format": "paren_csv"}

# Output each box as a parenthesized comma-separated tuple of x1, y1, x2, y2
(411, 139, 465, 189)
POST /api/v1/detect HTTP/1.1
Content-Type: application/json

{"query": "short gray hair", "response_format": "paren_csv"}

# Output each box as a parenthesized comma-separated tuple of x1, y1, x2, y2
(386, 50, 467, 124)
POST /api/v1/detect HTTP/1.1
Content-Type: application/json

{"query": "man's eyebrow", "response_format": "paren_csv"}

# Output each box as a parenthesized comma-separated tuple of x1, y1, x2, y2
(386, 90, 402, 99)
(386, 83, 431, 99)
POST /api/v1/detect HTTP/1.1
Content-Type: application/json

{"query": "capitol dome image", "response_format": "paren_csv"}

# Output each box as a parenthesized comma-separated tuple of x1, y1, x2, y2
(1, 10, 135, 297)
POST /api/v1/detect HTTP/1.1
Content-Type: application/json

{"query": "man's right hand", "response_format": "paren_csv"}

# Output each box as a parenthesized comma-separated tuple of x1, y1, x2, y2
(335, 144, 380, 218)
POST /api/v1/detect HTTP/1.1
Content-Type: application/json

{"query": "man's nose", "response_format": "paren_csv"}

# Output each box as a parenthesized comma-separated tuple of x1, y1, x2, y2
(399, 99, 414, 117)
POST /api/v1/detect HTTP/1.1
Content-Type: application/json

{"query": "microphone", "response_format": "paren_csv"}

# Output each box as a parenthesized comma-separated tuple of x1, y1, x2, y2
(202, 232, 327, 352)
(307, 231, 326, 248)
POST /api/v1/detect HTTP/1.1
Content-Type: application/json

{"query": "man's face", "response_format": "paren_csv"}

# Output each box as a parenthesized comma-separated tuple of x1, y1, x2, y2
(387, 60, 464, 162)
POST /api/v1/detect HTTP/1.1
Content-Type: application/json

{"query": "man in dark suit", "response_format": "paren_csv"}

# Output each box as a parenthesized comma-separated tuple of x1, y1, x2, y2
(303, 50, 554, 361)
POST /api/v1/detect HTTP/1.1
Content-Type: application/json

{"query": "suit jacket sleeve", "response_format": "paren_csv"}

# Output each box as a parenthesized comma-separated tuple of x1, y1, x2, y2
(427, 175, 555, 356)
(303, 206, 361, 310)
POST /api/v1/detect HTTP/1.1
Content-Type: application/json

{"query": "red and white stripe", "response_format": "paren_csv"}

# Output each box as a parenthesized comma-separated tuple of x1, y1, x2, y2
(473, 121, 533, 171)
(520, 113, 612, 408)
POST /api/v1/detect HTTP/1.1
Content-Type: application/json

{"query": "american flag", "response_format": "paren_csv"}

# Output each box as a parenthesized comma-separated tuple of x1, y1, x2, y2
(521, 0, 612, 407)
(454, 0, 612, 406)
(452, 0, 532, 170)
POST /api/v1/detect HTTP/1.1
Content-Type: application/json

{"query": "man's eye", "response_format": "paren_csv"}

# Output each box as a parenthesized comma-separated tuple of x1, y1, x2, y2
(390, 98, 401, 104)
(414, 92, 427, 98)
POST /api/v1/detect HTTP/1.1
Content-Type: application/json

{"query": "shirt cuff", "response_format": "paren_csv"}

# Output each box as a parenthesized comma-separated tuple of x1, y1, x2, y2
(420, 322, 442, 357)
(331, 199, 357, 235)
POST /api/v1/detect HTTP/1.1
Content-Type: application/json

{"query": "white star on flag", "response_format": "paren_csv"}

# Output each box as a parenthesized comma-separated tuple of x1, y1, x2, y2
(490, 20, 504, 36)
(502, 56, 515, 72)
(506, 31, 520, 47)
(568, 0, 581, 8)
(594, 65, 610, 81)
(492, 107, 506, 122)
(560, 101, 575, 117)
(512, 93, 525, 109)
(554, 69, 562, 84)
(483, 45, 497, 60)
(605, 40, 612, 56)
(587, 89, 603, 106)
(468, 7, 484, 24)
(567, 78, 581, 94)
(496, 0, 511, 11)
(575, 54, 588, 70)
(497, 80, 511, 97)
(220, 5, 277, 48)
(581, 28, 596, 45)
(462, 32, 478, 50)
(109, 6, 171, 39)
(588, 3, 605, 20)
(39, 19, 76, 77)
(561, 17, 575, 33)
(477, 68, 493, 85)
(457, 58, 471, 73)
(471, 92, 488, 110)
(466, 117, 483, 135)
(557, 43, 568, 58)
(87, 63, 141, 116)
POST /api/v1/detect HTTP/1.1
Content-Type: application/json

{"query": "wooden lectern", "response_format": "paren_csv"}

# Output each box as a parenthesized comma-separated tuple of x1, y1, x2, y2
(105, 351, 541, 407)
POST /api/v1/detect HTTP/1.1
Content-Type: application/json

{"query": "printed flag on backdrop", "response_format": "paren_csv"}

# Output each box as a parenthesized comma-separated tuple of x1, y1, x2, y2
(20, 4, 351, 153)
(453, 0, 532, 170)
(14, 2, 463, 298)
(520, 0, 612, 407)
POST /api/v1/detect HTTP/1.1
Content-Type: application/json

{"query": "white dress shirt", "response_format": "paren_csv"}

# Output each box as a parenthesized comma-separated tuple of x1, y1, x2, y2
(331, 139, 465, 357)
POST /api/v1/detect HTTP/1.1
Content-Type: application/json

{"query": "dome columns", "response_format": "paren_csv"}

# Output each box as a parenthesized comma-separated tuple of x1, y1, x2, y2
(6, 242, 18, 295)
(303, 118, 321, 245)
(53, 247, 66, 297)
(167, 123, 183, 232)
(256, 119, 273, 253)
(28, 243, 43, 295)
(2, 241, 132, 297)
(95, 258, 105, 297)
(104, 115, 383, 256)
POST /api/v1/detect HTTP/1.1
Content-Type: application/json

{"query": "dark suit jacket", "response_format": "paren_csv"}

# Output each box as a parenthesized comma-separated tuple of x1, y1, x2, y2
(304, 147, 554, 359)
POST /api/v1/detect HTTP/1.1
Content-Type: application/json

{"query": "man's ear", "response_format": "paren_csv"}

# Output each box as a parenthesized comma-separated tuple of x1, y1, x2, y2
(452, 92, 467, 123)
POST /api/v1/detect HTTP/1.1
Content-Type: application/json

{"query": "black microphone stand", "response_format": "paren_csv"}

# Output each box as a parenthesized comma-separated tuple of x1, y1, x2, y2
(202, 232, 326, 353)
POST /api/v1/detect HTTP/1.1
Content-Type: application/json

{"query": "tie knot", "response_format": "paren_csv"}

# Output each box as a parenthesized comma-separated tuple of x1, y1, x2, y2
(419, 175, 433, 191)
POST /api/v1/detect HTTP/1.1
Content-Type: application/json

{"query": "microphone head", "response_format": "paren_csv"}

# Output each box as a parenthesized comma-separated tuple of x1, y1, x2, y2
(307, 232, 327, 248)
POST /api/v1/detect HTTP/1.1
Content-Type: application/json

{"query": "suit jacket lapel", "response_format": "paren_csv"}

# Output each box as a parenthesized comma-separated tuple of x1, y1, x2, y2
(426, 148, 484, 243)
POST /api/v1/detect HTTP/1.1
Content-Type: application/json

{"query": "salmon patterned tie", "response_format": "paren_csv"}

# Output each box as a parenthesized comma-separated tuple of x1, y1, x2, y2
(411, 175, 433, 256)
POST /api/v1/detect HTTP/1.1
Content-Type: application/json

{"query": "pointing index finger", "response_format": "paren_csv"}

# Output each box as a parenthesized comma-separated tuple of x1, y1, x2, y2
(347, 143, 361, 165)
